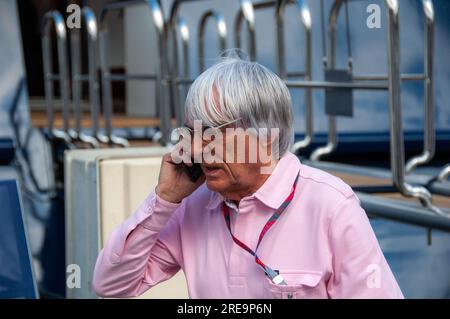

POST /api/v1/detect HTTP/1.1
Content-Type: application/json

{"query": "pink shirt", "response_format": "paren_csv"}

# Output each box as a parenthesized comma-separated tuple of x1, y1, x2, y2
(92, 152, 403, 299)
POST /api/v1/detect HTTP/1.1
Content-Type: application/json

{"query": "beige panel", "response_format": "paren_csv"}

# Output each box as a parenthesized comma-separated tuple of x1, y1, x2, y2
(99, 157, 189, 299)
(65, 147, 188, 298)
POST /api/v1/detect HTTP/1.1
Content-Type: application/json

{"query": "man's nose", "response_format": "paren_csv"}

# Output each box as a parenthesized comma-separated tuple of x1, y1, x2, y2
(191, 134, 203, 163)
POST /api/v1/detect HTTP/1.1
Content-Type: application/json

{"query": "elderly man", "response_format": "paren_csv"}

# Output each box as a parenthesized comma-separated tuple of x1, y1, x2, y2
(92, 57, 403, 299)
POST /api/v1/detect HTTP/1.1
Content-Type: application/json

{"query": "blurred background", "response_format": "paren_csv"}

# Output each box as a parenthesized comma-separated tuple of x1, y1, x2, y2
(0, 0, 449, 299)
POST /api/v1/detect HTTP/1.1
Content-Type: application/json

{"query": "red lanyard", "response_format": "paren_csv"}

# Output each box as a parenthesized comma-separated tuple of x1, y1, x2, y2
(222, 173, 300, 282)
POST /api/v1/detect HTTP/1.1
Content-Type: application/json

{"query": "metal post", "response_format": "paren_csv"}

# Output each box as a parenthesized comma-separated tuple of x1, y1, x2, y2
(385, 0, 444, 216)
(310, 0, 343, 161)
(169, 1, 193, 127)
(198, 10, 227, 73)
(70, 7, 101, 148)
(173, 17, 190, 126)
(99, 0, 170, 146)
(234, 0, 257, 61)
(276, 0, 313, 153)
(405, 0, 435, 173)
(170, 1, 221, 128)
(437, 164, 450, 183)
(41, 11, 72, 143)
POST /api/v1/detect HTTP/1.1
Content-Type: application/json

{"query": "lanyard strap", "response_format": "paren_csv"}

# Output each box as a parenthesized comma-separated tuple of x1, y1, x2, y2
(222, 173, 300, 280)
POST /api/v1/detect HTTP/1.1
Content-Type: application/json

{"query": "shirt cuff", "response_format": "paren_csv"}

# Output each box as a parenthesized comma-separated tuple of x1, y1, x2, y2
(138, 190, 182, 231)
(155, 193, 183, 210)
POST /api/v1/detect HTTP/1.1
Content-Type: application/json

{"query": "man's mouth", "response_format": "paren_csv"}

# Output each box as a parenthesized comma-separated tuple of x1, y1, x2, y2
(202, 165, 222, 175)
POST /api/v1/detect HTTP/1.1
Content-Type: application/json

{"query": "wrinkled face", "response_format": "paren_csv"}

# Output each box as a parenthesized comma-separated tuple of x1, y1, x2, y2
(188, 124, 276, 200)
(180, 80, 284, 201)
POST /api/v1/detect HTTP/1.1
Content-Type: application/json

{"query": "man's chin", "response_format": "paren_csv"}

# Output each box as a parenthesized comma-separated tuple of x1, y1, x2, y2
(205, 179, 227, 193)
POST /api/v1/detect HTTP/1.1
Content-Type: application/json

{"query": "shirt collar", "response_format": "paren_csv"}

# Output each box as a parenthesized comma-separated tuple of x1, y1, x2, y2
(205, 152, 301, 211)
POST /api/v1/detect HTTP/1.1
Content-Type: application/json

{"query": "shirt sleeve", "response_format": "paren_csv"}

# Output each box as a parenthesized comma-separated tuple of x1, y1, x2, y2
(92, 191, 184, 298)
(327, 194, 404, 299)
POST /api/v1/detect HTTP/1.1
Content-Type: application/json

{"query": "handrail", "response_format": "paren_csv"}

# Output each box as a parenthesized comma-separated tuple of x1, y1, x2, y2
(405, 0, 435, 173)
(176, 17, 190, 126)
(276, 0, 313, 153)
(234, 0, 258, 61)
(99, 0, 169, 146)
(437, 164, 450, 183)
(41, 11, 71, 143)
(70, 7, 101, 148)
(385, 0, 442, 215)
(306, 0, 444, 215)
(309, 0, 342, 161)
(311, 0, 436, 168)
(169, 0, 199, 127)
(169, 1, 225, 127)
(198, 10, 227, 73)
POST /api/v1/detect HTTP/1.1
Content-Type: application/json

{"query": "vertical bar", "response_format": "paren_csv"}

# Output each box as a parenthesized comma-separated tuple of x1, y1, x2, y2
(71, 28, 82, 136)
(385, 0, 442, 215)
(41, 11, 71, 142)
(54, 13, 71, 135)
(405, 0, 435, 173)
(310, 0, 342, 161)
(84, 7, 102, 140)
(41, 17, 54, 135)
(182, 23, 190, 100)
(99, 26, 114, 141)
(170, 16, 189, 127)
(277, 0, 314, 153)
(276, 1, 286, 79)
(198, 10, 227, 73)
(239, 0, 256, 61)
(150, 0, 171, 145)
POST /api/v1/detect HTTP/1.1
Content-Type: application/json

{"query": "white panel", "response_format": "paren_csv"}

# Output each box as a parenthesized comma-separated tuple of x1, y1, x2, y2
(99, 156, 188, 299)
(65, 147, 188, 299)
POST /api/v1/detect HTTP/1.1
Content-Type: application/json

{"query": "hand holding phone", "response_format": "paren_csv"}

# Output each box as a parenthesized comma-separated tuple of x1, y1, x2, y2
(180, 162, 204, 182)
(156, 153, 205, 204)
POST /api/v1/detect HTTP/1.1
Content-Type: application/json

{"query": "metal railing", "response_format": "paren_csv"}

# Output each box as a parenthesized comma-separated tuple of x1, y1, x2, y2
(70, 7, 101, 148)
(169, 0, 228, 127)
(198, 10, 227, 73)
(279, 0, 445, 215)
(234, 0, 314, 152)
(276, 0, 313, 153)
(38, 1, 449, 225)
(169, 0, 194, 127)
(41, 11, 72, 143)
(310, 0, 436, 167)
(437, 165, 450, 183)
(99, 0, 168, 146)
(234, 0, 275, 61)
(402, 0, 435, 174)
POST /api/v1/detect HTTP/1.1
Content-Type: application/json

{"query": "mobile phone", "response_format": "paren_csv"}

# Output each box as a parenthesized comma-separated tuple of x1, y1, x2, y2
(180, 162, 204, 182)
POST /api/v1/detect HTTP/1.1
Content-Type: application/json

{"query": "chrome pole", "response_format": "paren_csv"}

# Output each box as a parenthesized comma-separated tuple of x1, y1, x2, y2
(437, 164, 450, 183)
(234, 0, 257, 61)
(198, 10, 227, 73)
(310, 0, 343, 161)
(276, 0, 313, 153)
(169, 1, 193, 127)
(41, 11, 72, 143)
(405, 0, 435, 173)
(385, 0, 444, 216)
(99, 0, 169, 146)
(70, 7, 101, 148)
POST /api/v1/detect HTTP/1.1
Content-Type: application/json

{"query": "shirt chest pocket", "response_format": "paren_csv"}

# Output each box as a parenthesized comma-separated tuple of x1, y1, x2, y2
(263, 270, 327, 299)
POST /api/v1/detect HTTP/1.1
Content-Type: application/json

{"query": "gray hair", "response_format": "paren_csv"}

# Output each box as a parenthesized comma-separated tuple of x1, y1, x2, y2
(184, 55, 293, 158)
